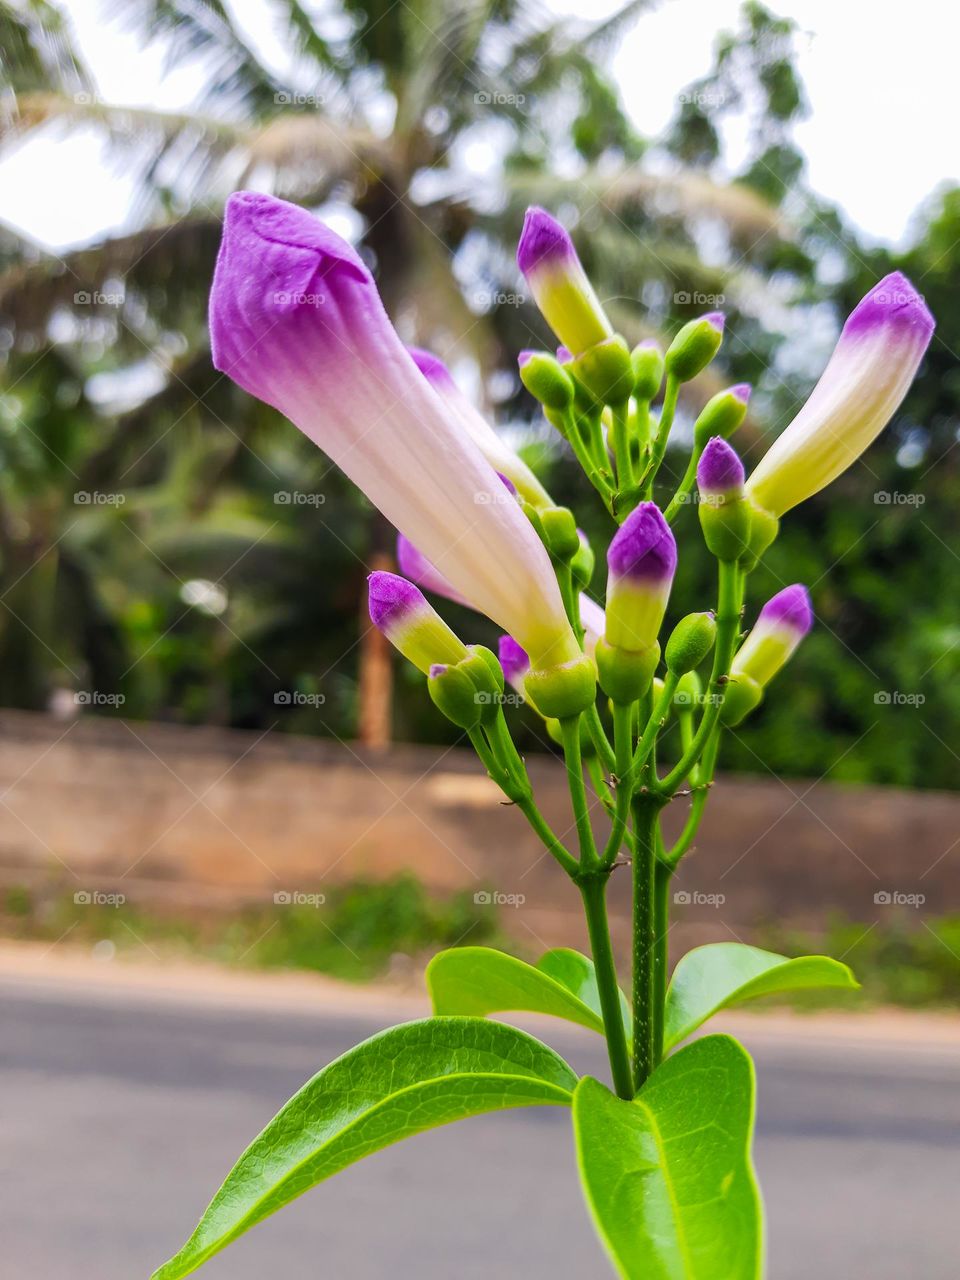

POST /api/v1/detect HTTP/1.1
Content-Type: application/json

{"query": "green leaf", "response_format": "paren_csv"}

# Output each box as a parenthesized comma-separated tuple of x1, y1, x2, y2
(573, 1034, 763, 1280)
(153, 1017, 577, 1280)
(426, 945, 631, 1036)
(663, 942, 859, 1052)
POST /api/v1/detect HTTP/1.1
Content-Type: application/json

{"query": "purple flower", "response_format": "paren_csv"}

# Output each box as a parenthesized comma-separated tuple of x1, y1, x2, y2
(367, 571, 468, 674)
(697, 437, 745, 498)
(747, 272, 934, 517)
(516, 207, 612, 357)
(498, 635, 530, 691)
(209, 192, 579, 671)
(732, 584, 813, 687)
(604, 502, 677, 652)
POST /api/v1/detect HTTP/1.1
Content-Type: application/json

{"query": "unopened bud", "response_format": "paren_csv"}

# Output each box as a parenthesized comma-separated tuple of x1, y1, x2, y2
(665, 312, 725, 383)
(519, 350, 575, 411)
(693, 384, 751, 448)
(665, 612, 717, 676)
(632, 340, 665, 403)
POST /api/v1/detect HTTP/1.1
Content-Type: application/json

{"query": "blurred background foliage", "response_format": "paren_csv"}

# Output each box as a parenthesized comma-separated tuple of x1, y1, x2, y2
(0, 0, 956, 788)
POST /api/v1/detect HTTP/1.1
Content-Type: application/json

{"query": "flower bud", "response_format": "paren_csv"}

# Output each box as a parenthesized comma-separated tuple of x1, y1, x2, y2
(632, 340, 665, 402)
(664, 312, 725, 383)
(517, 206, 613, 357)
(539, 505, 581, 561)
(693, 384, 751, 448)
(673, 670, 702, 712)
(724, 585, 813, 724)
(518, 350, 575, 411)
(569, 335, 634, 407)
(523, 653, 597, 719)
(745, 272, 934, 518)
(665, 612, 717, 676)
(428, 663, 484, 729)
(595, 637, 660, 706)
(604, 502, 677, 653)
(571, 529, 595, 590)
(368, 572, 468, 674)
(697, 437, 751, 562)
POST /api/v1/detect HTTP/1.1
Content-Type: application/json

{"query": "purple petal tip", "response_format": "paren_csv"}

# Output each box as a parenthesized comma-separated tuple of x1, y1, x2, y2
(731, 383, 752, 404)
(759, 584, 813, 636)
(498, 635, 530, 682)
(408, 346, 455, 390)
(368, 571, 425, 631)
(517, 207, 576, 277)
(843, 271, 935, 345)
(698, 436, 745, 494)
(429, 664, 447, 678)
(607, 501, 677, 584)
(702, 311, 725, 332)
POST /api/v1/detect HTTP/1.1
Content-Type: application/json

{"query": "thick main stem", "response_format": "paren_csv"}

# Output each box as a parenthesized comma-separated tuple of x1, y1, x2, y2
(631, 792, 661, 1089)
(652, 857, 672, 1066)
(580, 875, 634, 1100)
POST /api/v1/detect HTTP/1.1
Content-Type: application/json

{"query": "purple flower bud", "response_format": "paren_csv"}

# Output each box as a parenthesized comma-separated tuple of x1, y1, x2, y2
(516, 207, 612, 356)
(732, 583, 813, 687)
(697, 437, 745, 498)
(607, 502, 678, 586)
(757, 584, 813, 639)
(367, 571, 468, 673)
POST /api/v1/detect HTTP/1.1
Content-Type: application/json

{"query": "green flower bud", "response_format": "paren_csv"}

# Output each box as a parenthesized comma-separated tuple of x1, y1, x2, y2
(518, 351, 575, 411)
(632, 340, 665, 403)
(720, 674, 763, 727)
(570, 530, 595, 590)
(461, 645, 505, 700)
(738, 500, 780, 572)
(693, 384, 751, 448)
(569, 335, 634, 407)
(595, 636, 659, 706)
(664, 312, 725, 383)
(699, 497, 753, 563)
(665, 611, 717, 676)
(673, 670, 702, 712)
(524, 652, 597, 719)
(428, 663, 485, 730)
(539, 505, 581, 562)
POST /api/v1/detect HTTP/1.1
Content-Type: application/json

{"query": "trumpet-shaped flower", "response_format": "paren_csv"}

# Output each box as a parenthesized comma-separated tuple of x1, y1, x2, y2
(516, 207, 613, 358)
(368, 573, 468, 674)
(732, 585, 813, 687)
(604, 502, 677, 653)
(408, 348, 552, 508)
(746, 273, 934, 518)
(210, 191, 579, 671)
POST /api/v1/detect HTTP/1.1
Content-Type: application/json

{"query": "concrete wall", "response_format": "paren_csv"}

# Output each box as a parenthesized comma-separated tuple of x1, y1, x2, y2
(0, 710, 954, 949)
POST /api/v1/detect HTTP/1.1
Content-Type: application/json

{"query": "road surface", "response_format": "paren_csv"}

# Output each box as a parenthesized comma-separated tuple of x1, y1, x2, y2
(2, 968, 958, 1278)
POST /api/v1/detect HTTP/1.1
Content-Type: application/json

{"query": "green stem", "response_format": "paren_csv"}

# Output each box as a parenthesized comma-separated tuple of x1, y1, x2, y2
(631, 672, 679, 775)
(579, 875, 634, 1099)
(583, 701, 616, 773)
(560, 715, 599, 868)
(663, 439, 706, 524)
(631, 791, 661, 1089)
(666, 729, 719, 868)
(601, 701, 635, 868)
(642, 374, 680, 496)
(611, 401, 634, 493)
(652, 855, 672, 1066)
(655, 560, 742, 795)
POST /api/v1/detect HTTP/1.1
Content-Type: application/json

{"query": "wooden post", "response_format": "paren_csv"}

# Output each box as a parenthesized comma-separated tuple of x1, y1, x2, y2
(357, 550, 393, 750)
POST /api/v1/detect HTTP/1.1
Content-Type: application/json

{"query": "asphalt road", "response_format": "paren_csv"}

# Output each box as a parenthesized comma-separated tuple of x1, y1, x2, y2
(2, 978, 959, 1279)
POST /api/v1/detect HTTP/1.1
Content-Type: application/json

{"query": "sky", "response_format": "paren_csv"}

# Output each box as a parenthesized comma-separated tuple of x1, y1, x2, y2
(0, 0, 954, 251)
